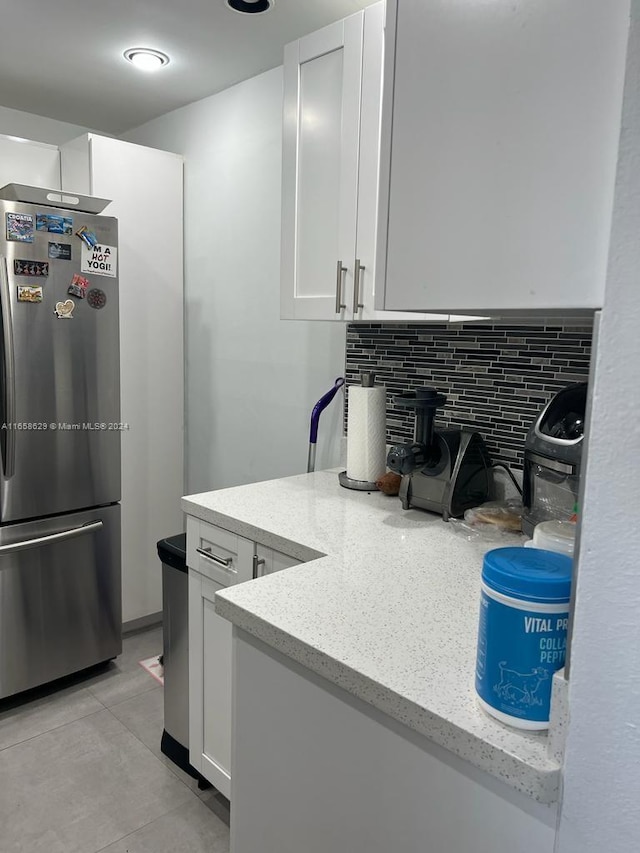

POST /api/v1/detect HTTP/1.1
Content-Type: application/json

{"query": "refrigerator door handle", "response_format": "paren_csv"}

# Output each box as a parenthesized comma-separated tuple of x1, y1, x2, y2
(0, 520, 103, 556)
(0, 256, 16, 479)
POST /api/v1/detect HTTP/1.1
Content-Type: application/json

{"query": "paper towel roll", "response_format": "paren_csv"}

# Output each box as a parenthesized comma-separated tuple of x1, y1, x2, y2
(346, 385, 387, 482)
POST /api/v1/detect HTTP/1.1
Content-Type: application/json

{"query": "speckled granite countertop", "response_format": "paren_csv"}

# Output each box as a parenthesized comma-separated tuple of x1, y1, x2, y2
(182, 470, 561, 805)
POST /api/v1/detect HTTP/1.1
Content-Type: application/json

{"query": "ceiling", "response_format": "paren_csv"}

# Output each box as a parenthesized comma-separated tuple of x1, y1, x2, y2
(1, 0, 376, 135)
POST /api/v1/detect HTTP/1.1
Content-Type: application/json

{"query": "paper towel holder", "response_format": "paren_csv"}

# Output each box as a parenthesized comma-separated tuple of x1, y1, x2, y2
(339, 372, 384, 492)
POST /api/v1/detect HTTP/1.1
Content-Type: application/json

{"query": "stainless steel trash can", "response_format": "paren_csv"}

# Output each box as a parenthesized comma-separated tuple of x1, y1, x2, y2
(158, 534, 209, 787)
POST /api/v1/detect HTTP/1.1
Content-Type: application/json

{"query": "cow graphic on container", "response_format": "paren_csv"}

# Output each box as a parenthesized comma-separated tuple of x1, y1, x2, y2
(493, 662, 549, 707)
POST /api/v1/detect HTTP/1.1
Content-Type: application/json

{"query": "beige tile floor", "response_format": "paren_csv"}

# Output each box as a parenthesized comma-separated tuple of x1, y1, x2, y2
(0, 626, 230, 853)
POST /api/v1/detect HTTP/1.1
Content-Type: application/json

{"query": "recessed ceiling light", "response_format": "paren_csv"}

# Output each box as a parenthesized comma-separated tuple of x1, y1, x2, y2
(226, 0, 273, 14)
(124, 48, 170, 71)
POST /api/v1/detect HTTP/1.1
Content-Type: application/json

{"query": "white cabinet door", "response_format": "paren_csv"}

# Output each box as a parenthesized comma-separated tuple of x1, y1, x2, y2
(189, 570, 232, 797)
(351, 3, 447, 324)
(281, 4, 449, 325)
(60, 134, 184, 625)
(350, 1, 385, 322)
(187, 517, 254, 797)
(281, 12, 363, 321)
(376, 0, 628, 314)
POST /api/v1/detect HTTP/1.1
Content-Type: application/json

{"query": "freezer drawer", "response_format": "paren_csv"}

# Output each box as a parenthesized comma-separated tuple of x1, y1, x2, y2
(0, 503, 121, 700)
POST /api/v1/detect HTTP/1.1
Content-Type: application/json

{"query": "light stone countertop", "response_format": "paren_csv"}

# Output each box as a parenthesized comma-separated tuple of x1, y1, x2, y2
(182, 470, 561, 805)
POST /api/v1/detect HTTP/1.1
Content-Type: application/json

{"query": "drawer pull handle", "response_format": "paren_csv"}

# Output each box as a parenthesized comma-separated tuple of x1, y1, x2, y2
(196, 546, 233, 568)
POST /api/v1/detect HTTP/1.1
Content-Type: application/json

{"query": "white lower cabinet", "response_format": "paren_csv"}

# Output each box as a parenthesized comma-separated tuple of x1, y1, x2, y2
(187, 516, 300, 798)
(231, 629, 557, 853)
(189, 569, 233, 797)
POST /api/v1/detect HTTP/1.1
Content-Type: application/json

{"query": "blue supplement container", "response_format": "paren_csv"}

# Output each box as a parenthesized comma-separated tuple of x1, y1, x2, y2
(475, 547, 572, 730)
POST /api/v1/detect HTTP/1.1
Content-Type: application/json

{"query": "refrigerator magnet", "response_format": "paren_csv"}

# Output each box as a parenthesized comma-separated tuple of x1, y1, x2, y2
(54, 299, 75, 319)
(67, 273, 90, 299)
(76, 225, 98, 249)
(80, 243, 117, 278)
(48, 242, 72, 260)
(14, 259, 49, 277)
(17, 285, 43, 303)
(87, 288, 107, 310)
(6, 212, 34, 243)
(36, 213, 73, 235)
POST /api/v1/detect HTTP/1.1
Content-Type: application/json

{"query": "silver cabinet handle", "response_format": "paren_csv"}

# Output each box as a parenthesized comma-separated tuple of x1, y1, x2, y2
(252, 554, 266, 579)
(0, 257, 16, 479)
(353, 258, 365, 314)
(335, 260, 347, 314)
(0, 520, 103, 555)
(196, 547, 233, 568)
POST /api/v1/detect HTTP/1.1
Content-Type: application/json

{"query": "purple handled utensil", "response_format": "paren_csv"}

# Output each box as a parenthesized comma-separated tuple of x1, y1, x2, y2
(307, 377, 345, 473)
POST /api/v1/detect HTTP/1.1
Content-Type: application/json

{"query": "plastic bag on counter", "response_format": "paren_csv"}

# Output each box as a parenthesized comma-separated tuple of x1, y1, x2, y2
(449, 499, 525, 541)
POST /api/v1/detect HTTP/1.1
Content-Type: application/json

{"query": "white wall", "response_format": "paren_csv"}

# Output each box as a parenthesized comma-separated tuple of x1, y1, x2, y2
(0, 104, 91, 146)
(125, 67, 346, 493)
(556, 3, 640, 851)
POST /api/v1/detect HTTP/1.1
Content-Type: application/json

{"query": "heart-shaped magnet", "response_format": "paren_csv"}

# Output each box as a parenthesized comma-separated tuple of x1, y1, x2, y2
(54, 299, 75, 318)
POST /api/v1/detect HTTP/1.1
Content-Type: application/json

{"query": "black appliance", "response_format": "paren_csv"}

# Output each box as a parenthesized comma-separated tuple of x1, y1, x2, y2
(386, 388, 491, 519)
(522, 383, 587, 536)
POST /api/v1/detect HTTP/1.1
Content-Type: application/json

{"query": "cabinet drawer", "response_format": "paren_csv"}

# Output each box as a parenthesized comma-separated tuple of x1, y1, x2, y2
(186, 516, 253, 586)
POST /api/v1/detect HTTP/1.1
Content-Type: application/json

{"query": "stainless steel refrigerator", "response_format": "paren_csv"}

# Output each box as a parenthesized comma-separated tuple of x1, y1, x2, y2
(0, 185, 121, 700)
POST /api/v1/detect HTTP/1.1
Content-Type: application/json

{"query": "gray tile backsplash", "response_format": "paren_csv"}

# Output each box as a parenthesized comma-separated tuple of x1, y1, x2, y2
(345, 323, 592, 471)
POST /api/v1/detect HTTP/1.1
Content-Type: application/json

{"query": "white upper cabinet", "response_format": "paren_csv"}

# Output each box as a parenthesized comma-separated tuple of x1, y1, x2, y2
(281, 2, 447, 323)
(0, 136, 61, 190)
(375, 0, 630, 314)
